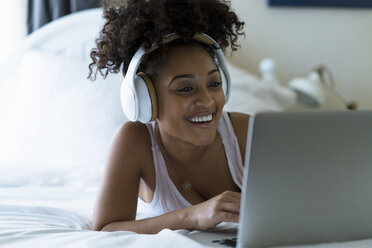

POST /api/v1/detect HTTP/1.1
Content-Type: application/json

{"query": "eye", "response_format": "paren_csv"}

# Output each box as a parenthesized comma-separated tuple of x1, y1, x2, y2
(176, 87, 193, 93)
(209, 81, 222, 88)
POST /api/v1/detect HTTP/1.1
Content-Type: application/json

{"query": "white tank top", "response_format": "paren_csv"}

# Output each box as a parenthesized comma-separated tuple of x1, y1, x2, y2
(136, 111, 244, 218)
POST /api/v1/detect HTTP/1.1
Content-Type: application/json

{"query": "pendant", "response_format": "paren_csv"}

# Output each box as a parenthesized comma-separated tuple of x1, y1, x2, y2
(182, 180, 192, 191)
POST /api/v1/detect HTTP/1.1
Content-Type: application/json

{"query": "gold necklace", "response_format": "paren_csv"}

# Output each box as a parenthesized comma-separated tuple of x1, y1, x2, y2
(182, 180, 192, 191)
(155, 122, 206, 193)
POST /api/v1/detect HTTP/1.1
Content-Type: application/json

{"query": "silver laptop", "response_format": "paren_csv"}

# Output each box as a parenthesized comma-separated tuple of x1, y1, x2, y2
(187, 110, 372, 247)
(237, 110, 372, 248)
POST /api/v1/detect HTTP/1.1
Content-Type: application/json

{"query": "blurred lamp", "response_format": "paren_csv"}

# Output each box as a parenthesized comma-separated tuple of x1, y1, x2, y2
(289, 71, 324, 108)
(288, 65, 357, 110)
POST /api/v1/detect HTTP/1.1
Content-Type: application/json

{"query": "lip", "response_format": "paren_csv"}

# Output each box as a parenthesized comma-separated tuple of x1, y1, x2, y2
(186, 112, 215, 129)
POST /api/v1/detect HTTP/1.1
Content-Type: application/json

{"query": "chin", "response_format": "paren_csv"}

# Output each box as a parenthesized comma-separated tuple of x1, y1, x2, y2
(190, 131, 217, 146)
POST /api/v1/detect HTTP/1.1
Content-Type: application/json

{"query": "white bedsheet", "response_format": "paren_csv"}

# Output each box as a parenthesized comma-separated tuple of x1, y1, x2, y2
(1, 185, 372, 248)
(0, 185, 207, 248)
(0, 208, 202, 248)
(0, 207, 202, 248)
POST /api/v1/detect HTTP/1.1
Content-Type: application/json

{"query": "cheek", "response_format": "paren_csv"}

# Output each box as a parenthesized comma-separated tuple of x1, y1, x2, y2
(220, 90, 226, 104)
(214, 89, 226, 108)
(157, 94, 189, 120)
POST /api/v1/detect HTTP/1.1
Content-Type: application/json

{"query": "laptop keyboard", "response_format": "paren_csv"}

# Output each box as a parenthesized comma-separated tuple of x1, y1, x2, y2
(212, 237, 237, 247)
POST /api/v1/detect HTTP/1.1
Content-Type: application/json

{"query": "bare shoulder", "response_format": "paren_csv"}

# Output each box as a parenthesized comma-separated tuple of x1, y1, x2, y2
(115, 121, 150, 144)
(227, 112, 250, 164)
(106, 121, 152, 170)
(104, 121, 154, 183)
(112, 121, 151, 156)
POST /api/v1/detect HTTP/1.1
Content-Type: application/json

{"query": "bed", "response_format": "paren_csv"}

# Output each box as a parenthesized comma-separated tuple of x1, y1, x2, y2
(1, 7, 370, 248)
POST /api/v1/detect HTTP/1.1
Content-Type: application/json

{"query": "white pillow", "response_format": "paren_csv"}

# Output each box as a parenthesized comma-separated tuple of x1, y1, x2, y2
(0, 49, 126, 186)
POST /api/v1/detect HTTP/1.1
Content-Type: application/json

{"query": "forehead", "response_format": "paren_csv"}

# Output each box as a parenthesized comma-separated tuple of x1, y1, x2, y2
(158, 44, 217, 79)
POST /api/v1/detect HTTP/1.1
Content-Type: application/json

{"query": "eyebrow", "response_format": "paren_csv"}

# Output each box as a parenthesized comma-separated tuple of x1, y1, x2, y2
(168, 68, 219, 87)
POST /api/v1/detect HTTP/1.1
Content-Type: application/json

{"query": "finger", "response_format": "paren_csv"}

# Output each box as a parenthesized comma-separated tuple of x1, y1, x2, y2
(218, 191, 241, 203)
(223, 190, 241, 198)
(217, 211, 240, 224)
(219, 201, 240, 214)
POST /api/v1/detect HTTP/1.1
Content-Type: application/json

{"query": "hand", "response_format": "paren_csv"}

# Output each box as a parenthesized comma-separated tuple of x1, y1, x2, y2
(186, 190, 241, 231)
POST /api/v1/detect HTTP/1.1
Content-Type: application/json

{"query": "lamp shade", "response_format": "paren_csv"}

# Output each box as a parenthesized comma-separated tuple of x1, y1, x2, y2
(288, 71, 325, 108)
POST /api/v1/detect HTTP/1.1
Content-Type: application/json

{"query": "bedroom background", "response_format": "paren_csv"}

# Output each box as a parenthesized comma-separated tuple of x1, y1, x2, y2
(229, 0, 372, 110)
(1, 0, 371, 110)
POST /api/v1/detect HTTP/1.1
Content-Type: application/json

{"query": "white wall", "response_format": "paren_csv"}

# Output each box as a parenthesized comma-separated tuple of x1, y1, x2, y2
(228, 0, 372, 110)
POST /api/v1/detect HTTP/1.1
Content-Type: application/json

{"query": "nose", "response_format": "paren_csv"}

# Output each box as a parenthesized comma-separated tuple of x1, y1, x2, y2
(194, 88, 214, 108)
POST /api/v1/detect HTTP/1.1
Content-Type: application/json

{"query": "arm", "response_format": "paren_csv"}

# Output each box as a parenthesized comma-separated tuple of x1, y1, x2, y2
(92, 122, 241, 234)
(98, 190, 241, 234)
(91, 121, 144, 231)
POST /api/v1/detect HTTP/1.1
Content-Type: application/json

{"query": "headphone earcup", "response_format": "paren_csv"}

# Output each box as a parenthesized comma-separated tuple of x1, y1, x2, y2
(120, 79, 138, 122)
(134, 72, 158, 122)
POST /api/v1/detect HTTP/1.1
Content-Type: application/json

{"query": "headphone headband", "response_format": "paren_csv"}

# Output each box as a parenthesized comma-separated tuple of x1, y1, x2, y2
(147, 33, 220, 54)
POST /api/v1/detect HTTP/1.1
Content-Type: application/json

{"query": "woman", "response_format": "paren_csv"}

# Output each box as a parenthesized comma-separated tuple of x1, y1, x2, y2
(88, 0, 248, 234)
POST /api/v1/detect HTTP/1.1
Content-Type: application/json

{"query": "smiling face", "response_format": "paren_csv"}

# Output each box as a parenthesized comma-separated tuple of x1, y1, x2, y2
(153, 43, 225, 147)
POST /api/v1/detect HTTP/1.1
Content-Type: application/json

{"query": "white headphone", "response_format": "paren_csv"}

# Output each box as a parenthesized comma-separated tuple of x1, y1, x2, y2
(120, 33, 231, 123)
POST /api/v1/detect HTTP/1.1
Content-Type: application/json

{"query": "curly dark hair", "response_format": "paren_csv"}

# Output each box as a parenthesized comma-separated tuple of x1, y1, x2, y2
(88, 0, 245, 80)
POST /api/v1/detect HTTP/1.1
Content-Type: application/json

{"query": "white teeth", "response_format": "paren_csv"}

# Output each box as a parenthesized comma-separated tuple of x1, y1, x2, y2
(188, 114, 213, 123)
